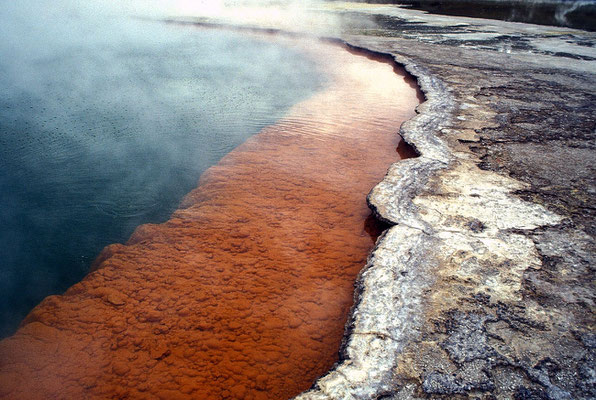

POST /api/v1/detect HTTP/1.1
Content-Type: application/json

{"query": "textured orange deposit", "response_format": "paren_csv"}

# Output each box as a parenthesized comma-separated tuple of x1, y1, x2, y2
(0, 37, 420, 399)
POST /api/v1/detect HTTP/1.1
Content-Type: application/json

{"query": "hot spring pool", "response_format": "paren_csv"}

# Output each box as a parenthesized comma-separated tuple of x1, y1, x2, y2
(0, 2, 424, 398)
(0, 4, 325, 337)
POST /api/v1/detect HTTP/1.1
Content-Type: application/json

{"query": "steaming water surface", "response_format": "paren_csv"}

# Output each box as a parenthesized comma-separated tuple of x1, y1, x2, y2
(0, 9, 324, 336)
(0, 36, 421, 399)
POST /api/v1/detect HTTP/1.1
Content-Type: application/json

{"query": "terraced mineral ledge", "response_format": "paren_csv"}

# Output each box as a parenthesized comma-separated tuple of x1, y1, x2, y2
(0, 36, 420, 399)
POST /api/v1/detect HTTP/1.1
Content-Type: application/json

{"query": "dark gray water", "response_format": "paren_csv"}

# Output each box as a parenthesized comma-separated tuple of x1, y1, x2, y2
(0, 1, 324, 337)
(361, 0, 596, 31)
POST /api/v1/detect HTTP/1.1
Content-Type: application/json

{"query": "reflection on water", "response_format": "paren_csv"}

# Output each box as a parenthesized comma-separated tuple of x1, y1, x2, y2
(0, 35, 421, 399)
(0, 4, 324, 337)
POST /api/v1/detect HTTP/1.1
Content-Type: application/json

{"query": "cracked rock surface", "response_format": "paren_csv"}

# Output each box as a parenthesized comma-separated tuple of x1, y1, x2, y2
(297, 3, 595, 400)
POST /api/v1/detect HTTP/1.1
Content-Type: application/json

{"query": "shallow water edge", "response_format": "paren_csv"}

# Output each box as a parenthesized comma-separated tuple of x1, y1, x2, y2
(0, 28, 421, 399)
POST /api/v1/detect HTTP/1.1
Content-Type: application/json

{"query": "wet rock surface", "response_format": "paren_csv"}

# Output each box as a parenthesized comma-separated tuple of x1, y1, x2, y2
(297, 3, 595, 399)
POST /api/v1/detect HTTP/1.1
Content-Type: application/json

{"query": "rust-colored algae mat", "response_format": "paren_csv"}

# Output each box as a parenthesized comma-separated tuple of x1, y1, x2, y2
(0, 36, 421, 399)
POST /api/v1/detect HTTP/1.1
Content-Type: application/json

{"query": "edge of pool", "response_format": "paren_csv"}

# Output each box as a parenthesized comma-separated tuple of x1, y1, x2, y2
(295, 42, 457, 400)
(294, 21, 592, 400)
(167, 19, 575, 399)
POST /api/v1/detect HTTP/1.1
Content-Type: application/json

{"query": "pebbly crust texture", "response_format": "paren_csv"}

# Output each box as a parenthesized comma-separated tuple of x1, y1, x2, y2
(298, 3, 595, 400)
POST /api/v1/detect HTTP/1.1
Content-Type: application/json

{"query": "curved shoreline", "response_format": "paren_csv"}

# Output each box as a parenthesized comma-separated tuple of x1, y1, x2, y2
(297, 40, 457, 400)
(296, 3, 595, 398)
(0, 31, 421, 399)
(169, 9, 595, 399)
(167, 22, 460, 398)
(1, 7, 594, 398)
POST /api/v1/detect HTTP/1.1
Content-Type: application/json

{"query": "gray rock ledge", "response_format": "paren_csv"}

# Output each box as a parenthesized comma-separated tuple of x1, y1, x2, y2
(296, 4, 595, 400)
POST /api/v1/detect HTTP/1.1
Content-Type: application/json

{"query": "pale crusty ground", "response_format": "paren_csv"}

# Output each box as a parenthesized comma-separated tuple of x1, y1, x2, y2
(296, 3, 595, 399)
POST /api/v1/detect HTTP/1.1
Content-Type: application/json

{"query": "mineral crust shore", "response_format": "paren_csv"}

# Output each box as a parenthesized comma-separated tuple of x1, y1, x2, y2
(0, 3, 594, 400)
(295, 3, 595, 399)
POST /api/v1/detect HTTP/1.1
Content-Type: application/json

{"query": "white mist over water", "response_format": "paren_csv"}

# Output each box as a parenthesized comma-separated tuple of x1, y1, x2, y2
(0, 0, 327, 337)
(157, 0, 348, 35)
